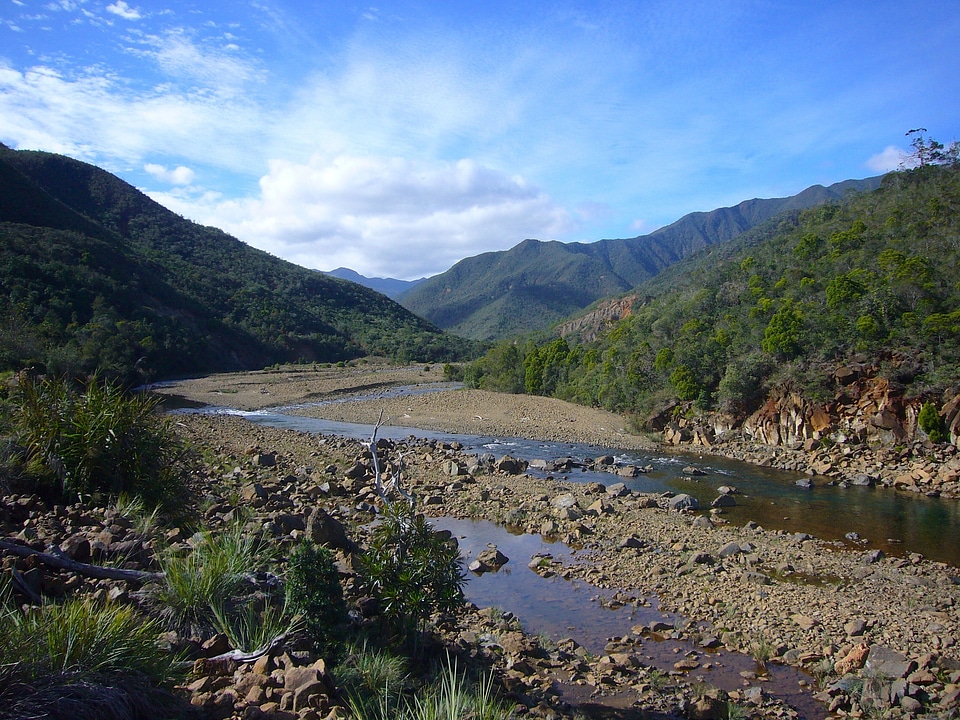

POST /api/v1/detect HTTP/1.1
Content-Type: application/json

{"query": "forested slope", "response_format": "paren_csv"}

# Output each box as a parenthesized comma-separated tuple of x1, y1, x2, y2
(466, 158, 960, 428)
(0, 145, 473, 383)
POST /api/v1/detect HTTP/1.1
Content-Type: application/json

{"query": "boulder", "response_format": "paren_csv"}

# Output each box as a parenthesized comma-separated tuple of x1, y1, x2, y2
(668, 494, 699, 511)
(496, 455, 528, 474)
(710, 494, 736, 508)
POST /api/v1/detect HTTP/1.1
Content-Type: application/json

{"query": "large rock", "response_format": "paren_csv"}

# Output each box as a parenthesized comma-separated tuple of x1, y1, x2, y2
(496, 455, 528, 474)
(668, 494, 699, 511)
(306, 508, 356, 552)
(865, 645, 916, 680)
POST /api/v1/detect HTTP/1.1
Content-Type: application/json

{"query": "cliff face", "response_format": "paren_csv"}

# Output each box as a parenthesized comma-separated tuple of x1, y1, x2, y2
(657, 361, 960, 496)
(556, 295, 642, 342)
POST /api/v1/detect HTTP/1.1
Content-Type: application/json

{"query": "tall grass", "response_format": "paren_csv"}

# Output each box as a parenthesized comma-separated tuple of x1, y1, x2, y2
(0, 585, 181, 720)
(12, 374, 184, 505)
(345, 655, 513, 720)
(154, 521, 273, 631)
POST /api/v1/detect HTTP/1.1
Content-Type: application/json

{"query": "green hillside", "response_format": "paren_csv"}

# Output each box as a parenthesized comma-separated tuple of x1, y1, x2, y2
(0, 145, 474, 384)
(466, 156, 960, 422)
(399, 177, 881, 341)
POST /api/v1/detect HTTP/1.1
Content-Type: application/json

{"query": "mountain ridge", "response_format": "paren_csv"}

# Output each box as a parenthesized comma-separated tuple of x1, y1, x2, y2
(0, 146, 472, 383)
(398, 176, 883, 341)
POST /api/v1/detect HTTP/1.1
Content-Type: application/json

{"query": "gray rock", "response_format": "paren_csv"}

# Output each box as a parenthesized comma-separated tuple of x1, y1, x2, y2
(717, 485, 738, 495)
(717, 542, 742, 558)
(844, 619, 867, 637)
(682, 466, 707, 476)
(495, 455, 527, 474)
(796, 478, 814, 489)
(866, 645, 915, 680)
(850, 474, 875, 487)
(711, 494, 737, 508)
(668, 494, 699, 511)
(606, 482, 630, 497)
(551, 493, 578, 509)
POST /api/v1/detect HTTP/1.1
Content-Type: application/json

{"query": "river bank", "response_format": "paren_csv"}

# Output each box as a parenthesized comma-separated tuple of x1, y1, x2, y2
(153, 366, 960, 718)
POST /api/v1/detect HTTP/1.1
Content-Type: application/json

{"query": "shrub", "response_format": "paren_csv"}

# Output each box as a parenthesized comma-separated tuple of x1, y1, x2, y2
(12, 374, 184, 505)
(358, 502, 466, 639)
(0, 589, 182, 720)
(918, 402, 946, 443)
(285, 541, 348, 662)
(154, 521, 272, 632)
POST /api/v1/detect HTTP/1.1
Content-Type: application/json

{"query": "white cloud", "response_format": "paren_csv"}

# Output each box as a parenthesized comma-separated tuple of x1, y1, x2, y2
(144, 162, 194, 185)
(149, 154, 574, 280)
(106, 1, 141, 21)
(866, 145, 907, 173)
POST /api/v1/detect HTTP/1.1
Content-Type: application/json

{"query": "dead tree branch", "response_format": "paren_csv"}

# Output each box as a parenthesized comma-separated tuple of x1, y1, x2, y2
(369, 409, 414, 507)
(0, 538, 164, 584)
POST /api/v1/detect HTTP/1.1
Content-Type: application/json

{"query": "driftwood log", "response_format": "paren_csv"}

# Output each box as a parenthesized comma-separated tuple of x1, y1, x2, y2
(0, 538, 163, 583)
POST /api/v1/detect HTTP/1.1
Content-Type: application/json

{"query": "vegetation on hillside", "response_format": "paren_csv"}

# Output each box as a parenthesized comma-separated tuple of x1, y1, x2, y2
(399, 177, 881, 341)
(0, 145, 475, 384)
(466, 140, 960, 425)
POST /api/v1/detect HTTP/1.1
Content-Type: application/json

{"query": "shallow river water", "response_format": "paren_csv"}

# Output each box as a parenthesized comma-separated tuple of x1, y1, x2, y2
(178, 402, 960, 567)
(172, 399, 960, 719)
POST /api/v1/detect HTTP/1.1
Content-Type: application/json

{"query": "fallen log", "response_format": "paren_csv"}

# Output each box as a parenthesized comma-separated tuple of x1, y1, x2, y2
(0, 538, 164, 584)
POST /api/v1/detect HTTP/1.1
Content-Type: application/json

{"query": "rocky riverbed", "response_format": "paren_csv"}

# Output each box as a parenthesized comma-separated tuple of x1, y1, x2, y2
(5, 365, 959, 719)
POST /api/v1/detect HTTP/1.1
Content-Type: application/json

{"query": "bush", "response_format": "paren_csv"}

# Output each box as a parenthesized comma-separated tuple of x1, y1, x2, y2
(12, 374, 184, 506)
(918, 402, 946, 443)
(154, 521, 272, 632)
(359, 503, 466, 639)
(286, 541, 348, 662)
(0, 589, 182, 720)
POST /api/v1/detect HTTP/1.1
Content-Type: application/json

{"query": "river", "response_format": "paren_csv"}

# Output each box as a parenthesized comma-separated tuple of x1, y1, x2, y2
(173, 402, 960, 567)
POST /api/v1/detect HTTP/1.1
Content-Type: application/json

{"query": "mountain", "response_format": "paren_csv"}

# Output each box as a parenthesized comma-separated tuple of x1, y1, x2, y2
(398, 177, 883, 341)
(466, 162, 960, 427)
(0, 144, 474, 384)
(324, 267, 427, 300)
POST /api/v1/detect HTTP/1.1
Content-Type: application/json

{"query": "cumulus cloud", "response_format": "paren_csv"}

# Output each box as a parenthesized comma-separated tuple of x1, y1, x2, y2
(106, 1, 141, 20)
(150, 155, 574, 280)
(144, 163, 194, 185)
(866, 145, 907, 173)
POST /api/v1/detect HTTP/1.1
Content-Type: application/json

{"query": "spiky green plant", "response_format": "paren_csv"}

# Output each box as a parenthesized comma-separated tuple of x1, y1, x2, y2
(346, 656, 512, 720)
(358, 502, 466, 640)
(211, 600, 299, 655)
(0, 586, 181, 720)
(13, 374, 184, 505)
(153, 521, 273, 631)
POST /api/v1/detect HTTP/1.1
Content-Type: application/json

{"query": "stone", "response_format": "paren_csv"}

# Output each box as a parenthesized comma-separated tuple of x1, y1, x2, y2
(682, 466, 707, 476)
(790, 614, 819, 631)
(716, 485, 737, 495)
(717, 542, 742, 558)
(710, 494, 736, 508)
(495, 455, 527, 474)
(844, 619, 867, 637)
(306, 508, 355, 552)
(551, 493, 578, 509)
(606, 482, 630, 497)
(667, 493, 699, 511)
(796, 478, 814, 489)
(252, 453, 276, 467)
(866, 645, 915, 680)
(586, 498, 613, 516)
(475, 547, 509, 571)
(833, 643, 870, 676)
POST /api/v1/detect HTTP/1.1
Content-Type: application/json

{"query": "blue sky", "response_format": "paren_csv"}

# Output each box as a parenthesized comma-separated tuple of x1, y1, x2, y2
(2, 1, 958, 280)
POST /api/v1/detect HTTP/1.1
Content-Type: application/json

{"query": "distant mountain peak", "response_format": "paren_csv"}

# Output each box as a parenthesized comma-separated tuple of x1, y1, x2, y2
(324, 267, 427, 300)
